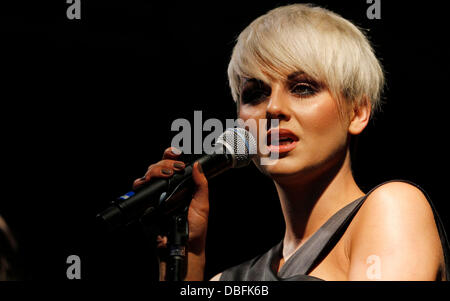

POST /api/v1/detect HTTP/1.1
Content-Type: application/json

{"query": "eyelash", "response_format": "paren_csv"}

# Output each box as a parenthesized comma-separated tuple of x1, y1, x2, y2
(290, 82, 318, 97)
(240, 80, 319, 104)
(240, 80, 270, 104)
(241, 90, 269, 104)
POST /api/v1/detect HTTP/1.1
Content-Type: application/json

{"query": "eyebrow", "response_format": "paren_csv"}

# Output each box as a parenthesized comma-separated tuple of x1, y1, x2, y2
(287, 71, 309, 81)
(240, 78, 268, 90)
(241, 72, 320, 89)
(242, 77, 263, 84)
(286, 71, 324, 88)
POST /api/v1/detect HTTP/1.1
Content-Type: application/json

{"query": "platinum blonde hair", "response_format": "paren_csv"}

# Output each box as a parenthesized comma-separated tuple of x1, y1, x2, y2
(228, 4, 384, 116)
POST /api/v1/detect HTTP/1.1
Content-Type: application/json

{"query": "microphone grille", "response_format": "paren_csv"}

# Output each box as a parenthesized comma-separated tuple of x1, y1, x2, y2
(216, 128, 257, 168)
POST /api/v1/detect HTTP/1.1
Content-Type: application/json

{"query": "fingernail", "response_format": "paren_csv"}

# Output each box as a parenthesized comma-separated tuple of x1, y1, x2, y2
(171, 148, 182, 155)
(173, 162, 185, 169)
(140, 176, 147, 181)
(161, 169, 173, 175)
(197, 163, 204, 174)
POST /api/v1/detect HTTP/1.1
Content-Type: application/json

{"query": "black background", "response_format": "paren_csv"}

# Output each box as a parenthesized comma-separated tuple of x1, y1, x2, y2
(1, 0, 449, 280)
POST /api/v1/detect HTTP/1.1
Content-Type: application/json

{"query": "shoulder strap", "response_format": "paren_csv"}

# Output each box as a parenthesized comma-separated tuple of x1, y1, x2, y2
(279, 179, 450, 279)
(222, 180, 450, 280)
(278, 180, 410, 278)
(277, 196, 366, 278)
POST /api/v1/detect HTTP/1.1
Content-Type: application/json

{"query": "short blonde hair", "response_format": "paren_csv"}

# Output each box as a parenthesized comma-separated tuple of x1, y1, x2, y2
(228, 3, 384, 116)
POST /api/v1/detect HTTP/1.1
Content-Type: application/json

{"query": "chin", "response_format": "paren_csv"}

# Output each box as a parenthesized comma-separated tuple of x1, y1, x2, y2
(257, 154, 306, 177)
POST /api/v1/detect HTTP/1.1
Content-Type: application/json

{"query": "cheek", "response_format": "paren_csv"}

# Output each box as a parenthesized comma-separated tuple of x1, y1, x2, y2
(298, 97, 348, 148)
(238, 105, 266, 137)
(307, 103, 339, 132)
(238, 104, 263, 120)
(238, 105, 272, 160)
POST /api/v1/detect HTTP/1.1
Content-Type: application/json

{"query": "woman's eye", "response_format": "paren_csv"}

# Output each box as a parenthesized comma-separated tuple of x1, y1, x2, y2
(241, 89, 269, 104)
(240, 79, 271, 104)
(291, 83, 317, 97)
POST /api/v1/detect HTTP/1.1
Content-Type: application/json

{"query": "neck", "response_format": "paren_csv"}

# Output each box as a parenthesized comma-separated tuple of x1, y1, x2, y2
(273, 149, 364, 260)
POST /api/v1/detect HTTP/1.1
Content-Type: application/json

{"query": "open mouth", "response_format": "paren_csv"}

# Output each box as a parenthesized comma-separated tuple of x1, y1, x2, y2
(269, 136, 295, 146)
(267, 129, 299, 153)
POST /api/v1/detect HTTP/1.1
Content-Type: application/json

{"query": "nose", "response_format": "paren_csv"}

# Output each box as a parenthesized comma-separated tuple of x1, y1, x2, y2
(266, 84, 291, 123)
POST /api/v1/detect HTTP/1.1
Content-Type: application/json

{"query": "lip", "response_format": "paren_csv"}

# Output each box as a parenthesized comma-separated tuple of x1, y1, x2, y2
(266, 128, 299, 154)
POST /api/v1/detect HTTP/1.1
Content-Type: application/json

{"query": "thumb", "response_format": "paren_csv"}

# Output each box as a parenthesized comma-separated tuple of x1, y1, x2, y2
(190, 162, 209, 212)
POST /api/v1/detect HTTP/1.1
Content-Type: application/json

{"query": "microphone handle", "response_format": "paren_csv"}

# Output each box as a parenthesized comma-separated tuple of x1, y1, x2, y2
(160, 152, 233, 216)
(97, 152, 233, 231)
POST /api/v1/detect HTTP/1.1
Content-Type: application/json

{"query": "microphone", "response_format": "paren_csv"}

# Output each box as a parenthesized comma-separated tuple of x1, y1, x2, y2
(96, 128, 257, 231)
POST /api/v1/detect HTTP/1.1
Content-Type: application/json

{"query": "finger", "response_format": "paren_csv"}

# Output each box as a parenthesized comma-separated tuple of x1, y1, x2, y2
(132, 160, 186, 189)
(136, 164, 173, 189)
(151, 160, 186, 172)
(156, 235, 168, 248)
(133, 177, 147, 190)
(190, 162, 209, 215)
(192, 161, 208, 193)
(162, 147, 183, 160)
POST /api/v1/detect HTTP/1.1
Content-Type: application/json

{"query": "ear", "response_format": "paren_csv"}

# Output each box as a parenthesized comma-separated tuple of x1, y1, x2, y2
(348, 98, 371, 135)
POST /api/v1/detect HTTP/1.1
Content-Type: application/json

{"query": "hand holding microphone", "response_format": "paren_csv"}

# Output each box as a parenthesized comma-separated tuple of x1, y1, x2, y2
(96, 128, 257, 280)
(97, 128, 257, 231)
(132, 147, 210, 256)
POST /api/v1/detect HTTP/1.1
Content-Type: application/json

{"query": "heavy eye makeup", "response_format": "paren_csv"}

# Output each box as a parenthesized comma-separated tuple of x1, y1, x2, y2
(287, 72, 323, 98)
(240, 78, 271, 105)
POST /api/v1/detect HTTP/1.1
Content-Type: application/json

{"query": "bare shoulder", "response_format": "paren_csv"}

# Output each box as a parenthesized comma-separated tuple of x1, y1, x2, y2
(347, 181, 444, 280)
(210, 272, 223, 281)
(363, 182, 433, 215)
(353, 181, 436, 230)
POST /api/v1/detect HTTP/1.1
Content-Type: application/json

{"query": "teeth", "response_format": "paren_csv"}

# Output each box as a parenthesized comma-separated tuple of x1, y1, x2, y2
(270, 137, 293, 146)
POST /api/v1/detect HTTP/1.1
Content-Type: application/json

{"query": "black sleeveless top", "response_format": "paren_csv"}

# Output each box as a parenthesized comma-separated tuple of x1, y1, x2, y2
(220, 180, 450, 281)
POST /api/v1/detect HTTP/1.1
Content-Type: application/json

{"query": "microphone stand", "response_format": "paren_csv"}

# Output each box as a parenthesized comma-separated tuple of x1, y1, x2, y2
(159, 153, 197, 281)
(165, 206, 189, 281)
(140, 192, 190, 281)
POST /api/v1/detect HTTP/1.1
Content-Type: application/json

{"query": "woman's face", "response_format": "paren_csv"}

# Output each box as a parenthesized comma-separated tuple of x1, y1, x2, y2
(238, 72, 352, 182)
